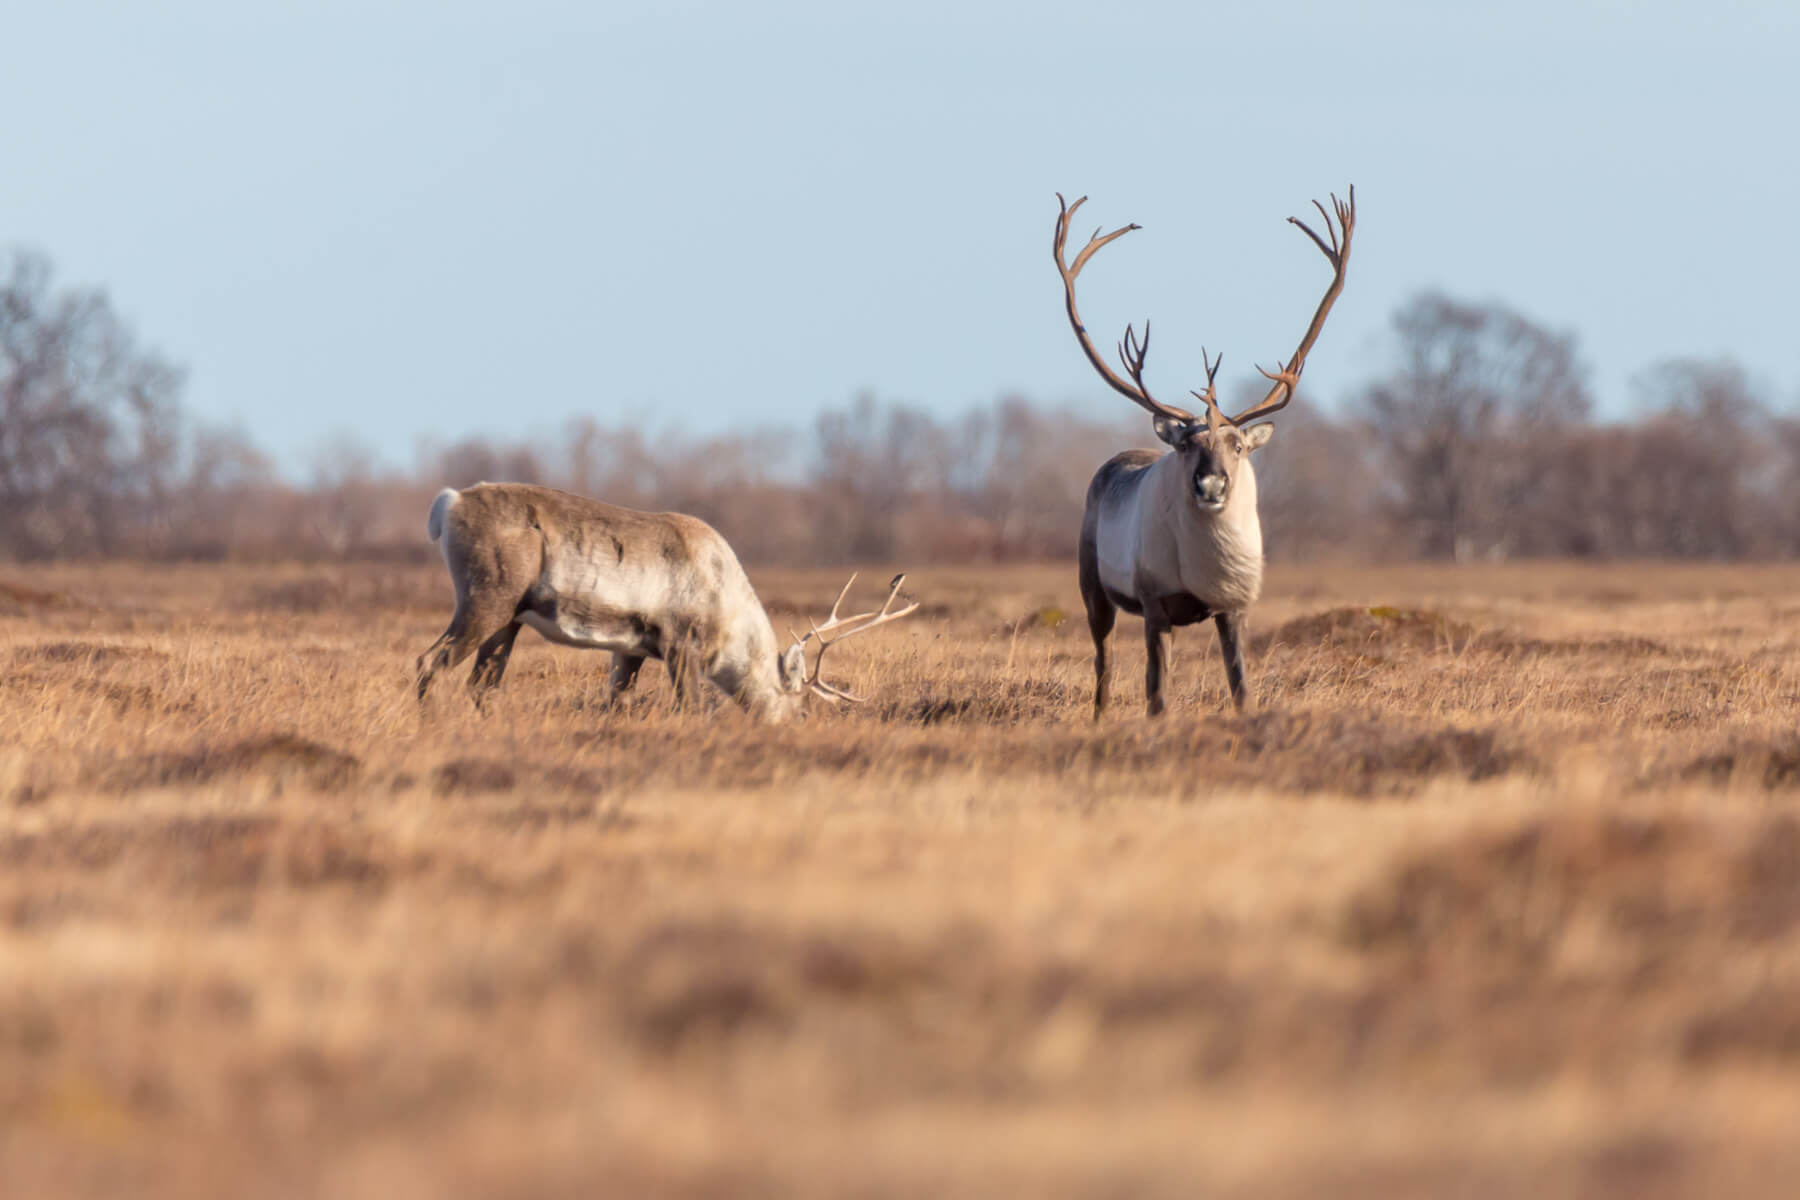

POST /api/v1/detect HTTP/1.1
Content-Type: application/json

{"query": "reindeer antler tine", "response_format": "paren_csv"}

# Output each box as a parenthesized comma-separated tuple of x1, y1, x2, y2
(814, 677, 867, 702)
(1287, 213, 1337, 261)
(827, 572, 857, 622)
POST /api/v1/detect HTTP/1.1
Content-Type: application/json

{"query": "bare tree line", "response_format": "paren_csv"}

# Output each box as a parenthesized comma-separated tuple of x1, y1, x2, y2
(3, 249, 1797, 565)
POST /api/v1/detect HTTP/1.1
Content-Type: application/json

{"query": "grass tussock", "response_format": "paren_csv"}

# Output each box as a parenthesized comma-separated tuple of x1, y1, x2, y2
(90, 734, 363, 793)
(4, 559, 1800, 1198)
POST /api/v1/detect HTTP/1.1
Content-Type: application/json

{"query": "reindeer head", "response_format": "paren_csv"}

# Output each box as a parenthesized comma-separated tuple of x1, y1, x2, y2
(779, 573, 918, 710)
(1161, 410, 1277, 514)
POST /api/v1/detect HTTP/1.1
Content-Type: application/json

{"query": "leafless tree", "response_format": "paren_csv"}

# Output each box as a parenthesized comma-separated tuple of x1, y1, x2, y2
(1356, 292, 1591, 560)
(0, 249, 184, 559)
(563, 417, 660, 508)
(423, 436, 548, 490)
(1619, 358, 1771, 558)
(1768, 411, 1800, 559)
(306, 433, 396, 556)
(809, 393, 950, 562)
(657, 427, 798, 562)
(163, 424, 279, 558)
(1245, 384, 1380, 561)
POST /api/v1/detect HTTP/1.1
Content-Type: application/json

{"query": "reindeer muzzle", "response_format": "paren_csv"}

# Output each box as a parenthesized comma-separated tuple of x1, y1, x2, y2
(1194, 471, 1228, 508)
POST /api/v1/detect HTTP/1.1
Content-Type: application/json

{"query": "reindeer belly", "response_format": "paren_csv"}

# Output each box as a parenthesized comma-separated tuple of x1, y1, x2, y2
(520, 559, 669, 656)
(519, 603, 658, 655)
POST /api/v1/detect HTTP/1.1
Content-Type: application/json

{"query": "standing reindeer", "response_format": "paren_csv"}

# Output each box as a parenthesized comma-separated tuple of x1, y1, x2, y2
(1055, 187, 1356, 717)
(415, 483, 916, 722)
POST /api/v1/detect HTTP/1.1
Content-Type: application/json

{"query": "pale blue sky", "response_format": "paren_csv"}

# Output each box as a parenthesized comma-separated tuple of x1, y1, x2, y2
(6, 1, 1796, 472)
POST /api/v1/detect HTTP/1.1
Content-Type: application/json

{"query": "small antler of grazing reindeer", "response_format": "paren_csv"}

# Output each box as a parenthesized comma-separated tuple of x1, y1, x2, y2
(1229, 186, 1356, 427)
(792, 573, 919, 703)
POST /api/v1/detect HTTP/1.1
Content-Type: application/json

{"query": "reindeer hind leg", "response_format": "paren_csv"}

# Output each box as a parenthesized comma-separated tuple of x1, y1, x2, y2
(1085, 595, 1117, 719)
(416, 605, 472, 703)
(417, 554, 534, 707)
(467, 620, 523, 707)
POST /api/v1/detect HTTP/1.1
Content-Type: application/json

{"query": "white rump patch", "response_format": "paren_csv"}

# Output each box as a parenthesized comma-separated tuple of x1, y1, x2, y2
(426, 488, 459, 543)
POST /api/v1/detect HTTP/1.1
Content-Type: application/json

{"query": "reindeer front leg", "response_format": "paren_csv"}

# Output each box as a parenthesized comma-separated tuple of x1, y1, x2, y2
(609, 653, 646, 696)
(1214, 611, 1251, 713)
(1143, 605, 1172, 718)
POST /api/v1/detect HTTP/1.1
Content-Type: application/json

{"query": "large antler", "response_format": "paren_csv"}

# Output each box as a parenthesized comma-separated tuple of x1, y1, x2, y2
(792, 573, 919, 703)
(1228, 186, 1356, 427)
(1053, 194, 1199, 426)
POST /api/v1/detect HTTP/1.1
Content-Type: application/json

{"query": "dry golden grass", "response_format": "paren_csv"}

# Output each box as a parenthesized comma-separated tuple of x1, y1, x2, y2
(5, 559, 1800, 1198)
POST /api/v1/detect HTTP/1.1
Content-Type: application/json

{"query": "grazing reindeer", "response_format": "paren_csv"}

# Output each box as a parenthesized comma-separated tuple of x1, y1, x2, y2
(1055, 187, 1356, 717)
(415, 483, 916, 722)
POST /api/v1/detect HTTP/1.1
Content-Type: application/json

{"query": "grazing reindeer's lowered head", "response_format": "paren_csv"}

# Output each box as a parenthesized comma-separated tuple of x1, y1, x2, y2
(415, 482, 917, 723)
(1056, 187, 1356, 717)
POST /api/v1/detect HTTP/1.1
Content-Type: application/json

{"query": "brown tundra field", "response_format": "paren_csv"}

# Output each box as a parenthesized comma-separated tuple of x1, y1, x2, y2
(4, 558, 1800, 1198)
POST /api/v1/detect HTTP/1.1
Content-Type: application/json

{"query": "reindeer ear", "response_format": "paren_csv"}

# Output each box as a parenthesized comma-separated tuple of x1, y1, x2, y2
(1152, 415, 1192, 446)
(1243, 423, 1275, 451)
(780, 643, 806, 691)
